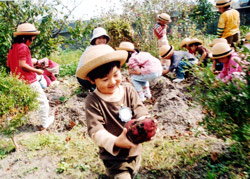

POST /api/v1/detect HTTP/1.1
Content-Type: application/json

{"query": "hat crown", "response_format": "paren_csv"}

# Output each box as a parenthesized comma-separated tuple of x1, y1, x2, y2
(17, 23, 37, 32)
(180, 38, 191, 48)
(215, 0, 232, 7)
(159, 45, 174, 58)
(212, 42, 231, 55)
(245, 33, 250, 40)
(117, 41, 134, 51)
(84, 45, 114, 64)
(187, 38, 203, 46)
(157, 13, 171, 23)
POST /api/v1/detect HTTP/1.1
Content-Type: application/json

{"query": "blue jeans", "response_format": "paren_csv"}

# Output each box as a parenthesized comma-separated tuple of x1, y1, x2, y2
(131, 71, 162, 91)
(176, 61, 193, 79)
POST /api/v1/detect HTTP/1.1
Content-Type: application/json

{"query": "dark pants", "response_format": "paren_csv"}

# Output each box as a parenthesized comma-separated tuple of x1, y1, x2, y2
(76, 77, 95, 92)
(226, 33, 240, 48)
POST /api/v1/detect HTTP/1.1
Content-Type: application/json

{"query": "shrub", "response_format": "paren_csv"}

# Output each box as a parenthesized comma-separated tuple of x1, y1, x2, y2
(0, 68, 38, 147)
(191, 48, 250, 151)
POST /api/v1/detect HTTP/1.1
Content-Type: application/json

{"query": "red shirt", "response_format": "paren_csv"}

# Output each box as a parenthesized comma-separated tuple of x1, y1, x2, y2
(7, 43, 37, 84)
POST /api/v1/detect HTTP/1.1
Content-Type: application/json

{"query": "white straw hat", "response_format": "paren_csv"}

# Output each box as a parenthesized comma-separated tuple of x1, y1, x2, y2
(209, 38, 228, 47)
(245, 33, 250, 41)
(211, 42, 234, 59)
(76, 45, 128, 79)
(90, 27, 110, 45)
(157, 13, 172, 23)
(186, 38, 203, 46)
(180, 38, 191, 48)
(215, 0, 232, 8)
(115, 41, 135, 52)
(14, 23, 40, 36)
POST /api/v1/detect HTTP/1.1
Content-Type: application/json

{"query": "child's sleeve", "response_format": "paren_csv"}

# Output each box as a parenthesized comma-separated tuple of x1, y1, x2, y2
(154, 23, 165, 39)
(85, 96, 120, 156)
(217, 13, 226, 38)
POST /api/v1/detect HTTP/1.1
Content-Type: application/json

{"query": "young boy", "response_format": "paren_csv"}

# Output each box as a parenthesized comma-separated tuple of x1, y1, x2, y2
(76, 44, 149, 178)
(215, 0, 240, 47)
(7, 22, 54, 129)
(154, 13, 171, 47)
(159, 44, 198, 83)
(186, 38, 211, 67)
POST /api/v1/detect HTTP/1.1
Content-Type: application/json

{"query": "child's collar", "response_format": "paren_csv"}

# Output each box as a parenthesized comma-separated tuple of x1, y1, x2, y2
(94, 85, 124, 102)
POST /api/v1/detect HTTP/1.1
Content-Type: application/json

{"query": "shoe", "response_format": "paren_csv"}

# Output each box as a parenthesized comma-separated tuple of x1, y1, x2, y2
(138, 91, 146, 102)
(173, 78, 185, 83)
(42, 116, 54, 129)
(143, 87, 152, 99)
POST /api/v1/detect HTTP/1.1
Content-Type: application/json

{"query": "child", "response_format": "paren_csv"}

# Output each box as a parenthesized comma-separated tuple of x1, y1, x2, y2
(211, 42, 245, 83)
(186, 38, 211, 67)
(116, 41, 162, 101)
(76, 27, 110, 92)
(209, 38, 228, 73)
(215, 0, 240, 47)
(180, 38, 191, 52)
(7, 22, 54, 129)
(32, 57, 59, 88)
(76, 44, 150, 178)
(154, 13, 171, 47)
(159, 44, 198, 83)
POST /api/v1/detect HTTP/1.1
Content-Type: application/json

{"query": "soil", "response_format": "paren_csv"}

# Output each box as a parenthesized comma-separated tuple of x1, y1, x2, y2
(0, 74, 225, 178)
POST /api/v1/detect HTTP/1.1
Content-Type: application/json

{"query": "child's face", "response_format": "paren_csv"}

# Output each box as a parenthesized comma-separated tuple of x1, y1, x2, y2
(94, 66, 122, 94)
(190, 44, 197, 52)
(95, 36, 107, 45)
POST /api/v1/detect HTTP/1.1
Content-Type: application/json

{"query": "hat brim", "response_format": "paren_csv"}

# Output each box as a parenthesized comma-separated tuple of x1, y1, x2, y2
(76, 50, 128, 79)
(115, 47, 135, 52)
(187, 39, 202, 46)
(212, 48, 234, 59)
(161, 45, 174, 59)
(13, 31, 40, 36)
(215, 1, 232, 7)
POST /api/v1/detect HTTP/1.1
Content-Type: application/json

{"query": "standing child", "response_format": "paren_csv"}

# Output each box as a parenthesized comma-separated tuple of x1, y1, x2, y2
(159, 44, 198, 83)
(186, 38, 211, 67)
(215, 0, 240, 47)
(154, 13, 171, 47)
(76, 45, 151, 179)
(7, 22, 54, 129)
(116, 42, 163, 101)
(76, 27, 110, 92)
(211, 42, 245, 83)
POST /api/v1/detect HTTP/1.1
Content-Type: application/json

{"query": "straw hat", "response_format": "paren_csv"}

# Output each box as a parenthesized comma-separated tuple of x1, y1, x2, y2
(90, 27, 110, 45)
(76, 45, 128, 79)
(209, 38, 228, 47)
(215, 0, 232, 8)
(180, 38, 191, 48)
(14, 23, 40, 36)
(115, 41, 135, 52)
(245, 33, 250, 41)
(186, 38, 203, 47)
(159, 45, 174, 59)
(211, 42, 234, 59)
(157, 13, 172, 23)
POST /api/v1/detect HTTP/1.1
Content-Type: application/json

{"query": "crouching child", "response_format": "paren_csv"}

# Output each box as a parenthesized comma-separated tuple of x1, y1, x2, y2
(76, 44, 150, 178)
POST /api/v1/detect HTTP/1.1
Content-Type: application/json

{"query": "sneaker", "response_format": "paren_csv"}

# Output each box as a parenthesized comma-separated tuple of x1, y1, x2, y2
(138, 91, 146, 102)
(42, 116, 54, 129)
(173, 78, 185, 83)
(143, 87, 152, 99)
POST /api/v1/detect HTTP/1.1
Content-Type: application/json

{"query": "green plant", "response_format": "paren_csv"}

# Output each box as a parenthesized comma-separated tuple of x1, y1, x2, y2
(0, 68, 38, 148)
(191, 48, 250, 151)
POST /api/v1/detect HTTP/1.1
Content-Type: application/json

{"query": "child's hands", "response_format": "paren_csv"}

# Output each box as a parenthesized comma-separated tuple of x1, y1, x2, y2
(36, 69, 44, 75)
(115, 128, 137, 149)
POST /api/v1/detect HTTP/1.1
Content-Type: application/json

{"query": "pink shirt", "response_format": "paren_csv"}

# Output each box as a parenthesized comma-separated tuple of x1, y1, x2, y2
(7, 43, 37, 84)
(127, 52, 162, 75)
(218, 52, 243, 83)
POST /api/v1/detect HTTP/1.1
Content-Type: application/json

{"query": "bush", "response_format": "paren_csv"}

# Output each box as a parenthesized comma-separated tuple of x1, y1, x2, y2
(191, 48, 250, 151)
(0, 68, 38, 140)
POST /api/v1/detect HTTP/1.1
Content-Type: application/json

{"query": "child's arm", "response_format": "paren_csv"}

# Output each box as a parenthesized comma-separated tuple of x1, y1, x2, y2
(114, 128, 136, 149)
(198, 51, 207, 66)
(19, 60, 44, 75)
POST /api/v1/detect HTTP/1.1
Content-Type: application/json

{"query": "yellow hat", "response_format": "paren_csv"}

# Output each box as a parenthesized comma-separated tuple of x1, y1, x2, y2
(215, 0, 232, 8)
(209, 38, 228, 47)
(186, 38, 203, 47)
(76, 45, 128, 79)
(14, 23, 40, 36)
(180, 38, 191, 48)
(159, 45, 174, 59)
(115, 41, 135, 52)
(211, 42, 234, 59)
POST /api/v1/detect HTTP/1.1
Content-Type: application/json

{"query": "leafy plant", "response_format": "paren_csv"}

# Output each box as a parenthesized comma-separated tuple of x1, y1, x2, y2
(191, 48, 250, 151)
(0, 68, 38, 148)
